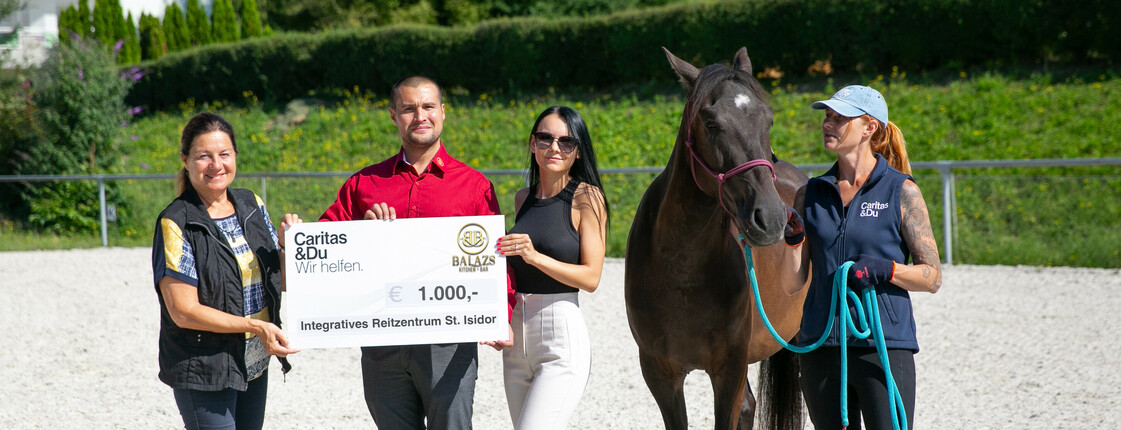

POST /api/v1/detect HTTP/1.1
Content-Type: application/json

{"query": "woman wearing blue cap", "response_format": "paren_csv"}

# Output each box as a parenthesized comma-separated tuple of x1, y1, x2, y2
(777, 85, 943, 429)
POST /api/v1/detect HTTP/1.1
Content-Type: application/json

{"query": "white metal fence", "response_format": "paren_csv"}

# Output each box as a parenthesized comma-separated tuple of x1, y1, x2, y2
(3, 157, 1120, 265)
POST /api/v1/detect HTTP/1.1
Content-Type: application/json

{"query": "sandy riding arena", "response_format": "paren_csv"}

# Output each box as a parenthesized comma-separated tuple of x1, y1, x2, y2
(1, 247, 1119, 428)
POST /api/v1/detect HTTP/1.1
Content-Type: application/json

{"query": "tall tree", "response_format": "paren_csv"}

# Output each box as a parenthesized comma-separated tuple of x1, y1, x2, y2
(185, 0, 212, 46)
(92, 0, 127, 53)
(139, 12, 166, 61)
(57, 5, 79, 40)
(162, 4, 190, 52)
(76, 0, 92, 37)
(110, 0, 125, 42)
(91, 0, 114, 45)
(211, 0, 240, 43)
(239, 0, 263, 39)
(120, 11, 140, 64)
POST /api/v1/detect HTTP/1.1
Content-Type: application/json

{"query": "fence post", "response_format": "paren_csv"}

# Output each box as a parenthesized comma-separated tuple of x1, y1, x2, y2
(98, 177, 108, 247)
(939, 165, 954, 265)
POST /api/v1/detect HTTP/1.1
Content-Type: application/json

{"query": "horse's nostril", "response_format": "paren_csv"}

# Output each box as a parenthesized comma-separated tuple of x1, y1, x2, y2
(753, 208, 767, 230)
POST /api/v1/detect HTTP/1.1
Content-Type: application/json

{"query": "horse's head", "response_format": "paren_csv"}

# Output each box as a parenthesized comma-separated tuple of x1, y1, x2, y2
(665, 47, 787, 247)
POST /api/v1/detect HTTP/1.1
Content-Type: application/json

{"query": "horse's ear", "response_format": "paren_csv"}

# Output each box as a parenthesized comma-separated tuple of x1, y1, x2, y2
(732, 47, 753, 75)
(663, 47, 699, 88)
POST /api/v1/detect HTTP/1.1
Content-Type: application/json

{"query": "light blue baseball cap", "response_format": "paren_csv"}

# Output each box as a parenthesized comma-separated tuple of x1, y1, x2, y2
(812, 85, 888, 126)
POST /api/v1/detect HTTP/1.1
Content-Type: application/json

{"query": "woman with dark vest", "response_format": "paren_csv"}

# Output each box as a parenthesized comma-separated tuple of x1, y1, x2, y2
(778, 85, 943, 429)
(152, 112, 300, 430)
(496, 106, 609, 429)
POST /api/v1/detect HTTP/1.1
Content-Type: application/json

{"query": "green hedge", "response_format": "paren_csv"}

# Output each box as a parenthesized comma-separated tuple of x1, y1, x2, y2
(128, 0, 1119, 109)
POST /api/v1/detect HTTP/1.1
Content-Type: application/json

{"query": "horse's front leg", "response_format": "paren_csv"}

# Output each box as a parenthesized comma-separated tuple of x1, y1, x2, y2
(638, 348, 689, 430)
(710, 353, 751, 430)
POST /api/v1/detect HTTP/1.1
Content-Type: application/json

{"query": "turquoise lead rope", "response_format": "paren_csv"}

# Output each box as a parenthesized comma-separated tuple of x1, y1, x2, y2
(742, 236, 907, 430)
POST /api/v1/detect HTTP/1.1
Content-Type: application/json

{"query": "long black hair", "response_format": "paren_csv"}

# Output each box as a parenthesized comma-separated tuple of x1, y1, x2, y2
(526, 106, 609, 222)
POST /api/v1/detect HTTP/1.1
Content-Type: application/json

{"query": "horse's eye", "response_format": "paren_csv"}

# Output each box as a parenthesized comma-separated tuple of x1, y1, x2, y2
(704, 119, 719, 130)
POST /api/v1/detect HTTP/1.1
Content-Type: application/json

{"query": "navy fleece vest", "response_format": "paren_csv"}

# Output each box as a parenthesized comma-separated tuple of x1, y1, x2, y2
(797, 154, 920, 351)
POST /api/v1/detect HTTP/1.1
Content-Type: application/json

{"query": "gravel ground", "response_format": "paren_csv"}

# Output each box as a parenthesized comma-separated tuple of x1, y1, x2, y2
(1, 247, 1119, 429)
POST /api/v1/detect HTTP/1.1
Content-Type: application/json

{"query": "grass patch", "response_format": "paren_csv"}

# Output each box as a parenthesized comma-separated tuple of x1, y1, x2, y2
(9, 71, 1121, 267)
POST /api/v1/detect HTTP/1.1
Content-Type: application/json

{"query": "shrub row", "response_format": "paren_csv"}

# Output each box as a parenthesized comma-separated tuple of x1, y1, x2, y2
(128, 0, 1119, 109)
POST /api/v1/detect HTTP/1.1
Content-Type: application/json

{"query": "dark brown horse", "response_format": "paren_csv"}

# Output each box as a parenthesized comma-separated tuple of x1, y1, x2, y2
(625, 48, 809, 430)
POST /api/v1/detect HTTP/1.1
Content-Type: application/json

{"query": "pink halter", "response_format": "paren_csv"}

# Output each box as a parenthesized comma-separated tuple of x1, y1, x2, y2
(684, 137, 776, 223)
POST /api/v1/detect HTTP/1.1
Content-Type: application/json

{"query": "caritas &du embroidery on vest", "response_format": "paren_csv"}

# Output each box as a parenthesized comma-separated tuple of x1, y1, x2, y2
(859, 201, 889, 217)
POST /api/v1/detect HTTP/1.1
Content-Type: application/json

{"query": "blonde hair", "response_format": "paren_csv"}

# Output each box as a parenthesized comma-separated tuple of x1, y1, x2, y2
(865, 115, 911, 175)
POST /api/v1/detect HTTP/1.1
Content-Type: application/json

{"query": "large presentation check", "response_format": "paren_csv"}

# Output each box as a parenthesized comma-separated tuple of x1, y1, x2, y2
(284, 215, 507, 349)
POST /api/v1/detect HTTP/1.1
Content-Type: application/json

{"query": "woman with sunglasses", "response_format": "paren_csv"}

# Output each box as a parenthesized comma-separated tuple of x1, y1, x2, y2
(496, 106, 609, 429)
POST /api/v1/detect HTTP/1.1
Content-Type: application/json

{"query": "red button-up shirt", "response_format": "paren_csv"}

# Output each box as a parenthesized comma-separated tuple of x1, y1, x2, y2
(319, 143, 500, 221)
(319, 143, 516, 321)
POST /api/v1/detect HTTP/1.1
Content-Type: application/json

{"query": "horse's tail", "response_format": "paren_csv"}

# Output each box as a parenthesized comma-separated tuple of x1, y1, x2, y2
(758, 347, 803, 430)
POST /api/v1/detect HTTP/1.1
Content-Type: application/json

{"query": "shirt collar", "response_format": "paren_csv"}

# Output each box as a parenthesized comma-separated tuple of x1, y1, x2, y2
(394, 142, 452, 177)
(180, 185, 246, 226)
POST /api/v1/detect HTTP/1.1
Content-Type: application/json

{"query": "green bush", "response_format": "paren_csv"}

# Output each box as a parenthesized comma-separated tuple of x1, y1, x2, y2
(27, 181, 105, 234)
(11, 37, 134, 233)
(128, 0, 1120, 111)
(0, 72, 39, 219)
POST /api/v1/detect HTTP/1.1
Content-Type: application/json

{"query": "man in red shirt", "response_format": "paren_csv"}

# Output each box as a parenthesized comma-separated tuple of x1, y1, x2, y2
(318, 76, 512, 429)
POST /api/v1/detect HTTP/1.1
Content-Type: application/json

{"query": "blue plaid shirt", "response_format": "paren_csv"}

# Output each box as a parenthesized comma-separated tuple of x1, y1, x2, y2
(155, 196, 278, 317)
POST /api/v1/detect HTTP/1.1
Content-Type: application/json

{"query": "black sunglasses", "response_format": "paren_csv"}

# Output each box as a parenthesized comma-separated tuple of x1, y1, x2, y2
(532, 132, 577, 154)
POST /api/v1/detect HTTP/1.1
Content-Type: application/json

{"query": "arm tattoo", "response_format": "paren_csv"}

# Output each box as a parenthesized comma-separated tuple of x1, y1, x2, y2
(901, 181, 942, 292)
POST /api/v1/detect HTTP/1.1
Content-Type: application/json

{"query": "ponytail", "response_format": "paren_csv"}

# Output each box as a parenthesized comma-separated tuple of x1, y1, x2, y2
(869, 117, 911, 175)
(175, 167, 190, 196)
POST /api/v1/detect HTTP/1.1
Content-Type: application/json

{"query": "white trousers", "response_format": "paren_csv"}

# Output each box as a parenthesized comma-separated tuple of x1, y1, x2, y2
(503, 292, 591, 430)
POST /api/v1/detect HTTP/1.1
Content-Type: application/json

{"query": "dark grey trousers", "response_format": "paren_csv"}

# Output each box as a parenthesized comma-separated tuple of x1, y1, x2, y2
(361, 343, 478, 430)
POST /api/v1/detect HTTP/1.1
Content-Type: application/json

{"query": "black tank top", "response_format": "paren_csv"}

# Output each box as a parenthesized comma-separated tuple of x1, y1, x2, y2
(507, 179, 582, 294)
